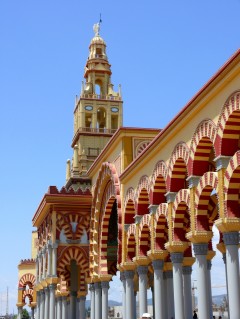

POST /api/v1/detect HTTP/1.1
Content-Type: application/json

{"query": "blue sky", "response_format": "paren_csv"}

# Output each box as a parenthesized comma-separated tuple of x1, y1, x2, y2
(0, 0, 240, 314)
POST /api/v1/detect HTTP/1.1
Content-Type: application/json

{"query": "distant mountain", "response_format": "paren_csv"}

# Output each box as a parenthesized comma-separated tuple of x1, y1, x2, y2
(212, 294, 227, 306)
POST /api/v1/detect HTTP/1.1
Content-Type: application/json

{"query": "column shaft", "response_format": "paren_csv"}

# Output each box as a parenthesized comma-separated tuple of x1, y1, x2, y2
(171, 253, 185, 319)
(137, 265, 148, 316)
(62, 296, 67, 319)
(152, 260, 164, 319)
(207, 260, 213, 319)
(89, 284, 95, 319)
(125, 270, 135, 319)
(223, 232, 240, 319)
(57, 297, 62, 319)
(94, 282, 102, 319)
(47, 244, 52, 277)
(80, 296, 86, 319)
(44, 287, 49, 319)
(49, 284, 56, 319)
(182, 266, 192, 319)
(40, 289, 45, 319)
(193, 243, 209, 319)
(101, 281, 109, 319)
(120, 273, 126, 319)
(166, 270, 174, 319)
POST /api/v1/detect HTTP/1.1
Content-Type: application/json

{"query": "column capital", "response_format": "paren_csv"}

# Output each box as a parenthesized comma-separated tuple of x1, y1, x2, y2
(223, 231, 239, 245)
(89, 283, 95, 292)
(124, 270, 135, 280)
(52, 241, 59, 249)
(124, 224, 131, 232)
(214, 155, 231, 171)
(134, 215, 143, 224)
(137, 265, 148, 275)
(170, 252, 184, 264)
(186, 175, 200, 188)
(120, 272, 125, 281)
(165, 191, 177, 203)
(94, 282, 101, 290)
(80, 296, 86, 301)
(101, 281, 110, 289)
(193, 243, 208, 255)
(152, 259, 164, 270)
(182, 266, 192, 275)
(148, 204, 159, 215)
(49, 283, 57, 291)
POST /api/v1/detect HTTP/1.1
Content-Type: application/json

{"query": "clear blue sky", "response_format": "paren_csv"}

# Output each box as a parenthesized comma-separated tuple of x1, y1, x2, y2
(0, 0, 240, 314)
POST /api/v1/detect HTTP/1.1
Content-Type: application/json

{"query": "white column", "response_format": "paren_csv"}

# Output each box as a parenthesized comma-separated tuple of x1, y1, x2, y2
(80, 296, 86, 319)
(40, 289, 45, 319)
(52, 242, 58, 277)
(101, 281, 109, 319)
(62, 296, 67, 319)
(163, 272, 167, 319)
(42, 247, 46, 279)
(49, 284, 56, 319)
(152, 260, 164, 319)
(89, 284, 95, 319)
(137, 265, 148, 316)
(94, 282, 102, 319)
(182, 266, 193, 319)
(17, 306, 23, 319)
(223, 232, 240, 319)
(222, 252, 230, 319)
(125, 270, 135, 319)
(207, 260, 213, 319)
(166, 270, 175, 319)
(36, 290, 40, 319)
(171, 252, 185, 319)
(57, 297, 62, 319)
(44, 287, 49, 319)
(193, 243, 209, 319)
(120, 272, 126, 319)
(47, 242, 52, 277)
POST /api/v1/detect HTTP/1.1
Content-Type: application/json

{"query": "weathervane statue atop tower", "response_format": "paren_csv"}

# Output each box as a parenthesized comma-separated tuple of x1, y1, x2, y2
(93, 14, 102, 36)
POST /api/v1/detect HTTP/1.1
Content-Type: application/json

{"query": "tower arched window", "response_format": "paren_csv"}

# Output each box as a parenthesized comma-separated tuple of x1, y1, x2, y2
(97, 107, 106, 132)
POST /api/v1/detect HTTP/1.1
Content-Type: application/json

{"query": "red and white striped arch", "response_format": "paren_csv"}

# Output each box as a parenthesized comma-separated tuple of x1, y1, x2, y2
(215, 91, 240, 157)
(22, 289, 34, 304)
(124, 187, 136, 224)
(139, 224, 151, 257)
(150, 160, 167, 205)
(90, 162, 122, 275)
(172, 189, 191, 241)
(167, 142, 190, 192)
(99, 194, 116, 274)
(136, 175, 150, 215)
(57, 246, 89, 275)
(188, 119, 217, 176)
(126, 224, 137, 262)
(154, 203, 168, 250)
(224, 150, 240, 218)
(195, 172, 219, 231)
(18, 273, 36, 289)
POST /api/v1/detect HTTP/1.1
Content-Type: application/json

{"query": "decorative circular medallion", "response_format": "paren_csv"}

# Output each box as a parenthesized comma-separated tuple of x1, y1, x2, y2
(85, 105, 93, 111)
(111, 107, 119, 113)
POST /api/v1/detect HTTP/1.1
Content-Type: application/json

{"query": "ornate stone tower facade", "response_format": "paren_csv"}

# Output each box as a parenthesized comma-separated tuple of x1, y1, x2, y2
(71, 22, 123, 176)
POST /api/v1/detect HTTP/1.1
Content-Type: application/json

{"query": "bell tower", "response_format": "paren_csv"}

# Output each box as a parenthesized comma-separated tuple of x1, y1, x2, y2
(71, 22, 123, 176)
